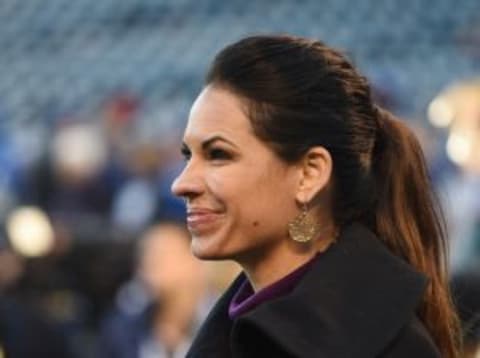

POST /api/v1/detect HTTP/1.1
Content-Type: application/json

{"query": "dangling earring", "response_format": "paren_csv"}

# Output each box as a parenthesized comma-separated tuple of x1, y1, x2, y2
(288, 202, 321, 243)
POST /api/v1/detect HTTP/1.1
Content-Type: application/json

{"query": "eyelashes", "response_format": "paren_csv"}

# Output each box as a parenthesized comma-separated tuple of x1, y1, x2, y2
(181, 146, 191, 161)
(180, 146, 232, 162)
(207, 148, 231, 160)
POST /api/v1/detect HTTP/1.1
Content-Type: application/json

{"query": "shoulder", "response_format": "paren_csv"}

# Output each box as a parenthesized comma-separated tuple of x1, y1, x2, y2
(380, 316, 441, 358)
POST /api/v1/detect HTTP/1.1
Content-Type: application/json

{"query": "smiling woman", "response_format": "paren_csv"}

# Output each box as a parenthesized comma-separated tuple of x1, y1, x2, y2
(172, 87, 331, 289)
(171, 35, 461, 358)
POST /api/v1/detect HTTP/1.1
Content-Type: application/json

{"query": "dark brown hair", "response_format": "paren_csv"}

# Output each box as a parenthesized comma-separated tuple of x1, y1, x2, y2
(206, 35, 460, 357)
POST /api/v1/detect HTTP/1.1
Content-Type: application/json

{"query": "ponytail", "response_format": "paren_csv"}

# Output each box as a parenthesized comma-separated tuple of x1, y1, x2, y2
(371, 108, 461, 358)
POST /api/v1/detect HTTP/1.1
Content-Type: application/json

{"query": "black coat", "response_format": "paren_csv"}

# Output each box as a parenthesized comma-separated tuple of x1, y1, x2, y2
(187, 223, 441, 357)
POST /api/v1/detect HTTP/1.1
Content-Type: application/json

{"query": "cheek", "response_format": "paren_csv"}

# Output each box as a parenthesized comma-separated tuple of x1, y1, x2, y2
(205, 170, 262, 229)
(205, 169, 247, 208)
(205, 163, 296, 228)
(240, 174, 295, 229)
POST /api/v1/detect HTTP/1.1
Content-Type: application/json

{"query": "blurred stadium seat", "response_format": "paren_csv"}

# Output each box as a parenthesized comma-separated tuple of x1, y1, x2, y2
(0, 0, 478, 132)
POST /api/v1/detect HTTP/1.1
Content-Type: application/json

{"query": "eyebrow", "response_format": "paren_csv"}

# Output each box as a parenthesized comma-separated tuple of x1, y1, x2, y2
(182, 135, 238, 150)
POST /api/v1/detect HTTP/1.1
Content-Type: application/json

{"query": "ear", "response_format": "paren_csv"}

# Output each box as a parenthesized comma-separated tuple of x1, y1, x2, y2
(295, 146, 333, 204)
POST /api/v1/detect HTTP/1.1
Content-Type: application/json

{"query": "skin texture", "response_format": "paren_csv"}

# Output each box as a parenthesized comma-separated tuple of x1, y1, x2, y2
(171, 85, 334, 291)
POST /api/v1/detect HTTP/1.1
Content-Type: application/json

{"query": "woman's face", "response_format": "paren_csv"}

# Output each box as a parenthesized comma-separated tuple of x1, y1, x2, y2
(171, 85, 300, 262)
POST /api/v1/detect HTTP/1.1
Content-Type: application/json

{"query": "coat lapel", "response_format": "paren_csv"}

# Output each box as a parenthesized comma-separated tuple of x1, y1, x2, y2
(236, 223, 428, 357)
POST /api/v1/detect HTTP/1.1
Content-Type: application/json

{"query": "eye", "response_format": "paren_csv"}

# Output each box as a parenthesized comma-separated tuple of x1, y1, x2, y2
(208, 148, 231, 161)
(181, 146, 191, 161)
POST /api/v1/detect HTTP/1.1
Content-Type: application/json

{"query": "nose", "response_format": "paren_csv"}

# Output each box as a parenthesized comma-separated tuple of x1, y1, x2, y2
(171, 161, 204, 201)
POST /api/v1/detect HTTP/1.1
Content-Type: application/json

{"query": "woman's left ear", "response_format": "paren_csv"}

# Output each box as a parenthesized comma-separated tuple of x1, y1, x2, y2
(295, 146, 332, 203)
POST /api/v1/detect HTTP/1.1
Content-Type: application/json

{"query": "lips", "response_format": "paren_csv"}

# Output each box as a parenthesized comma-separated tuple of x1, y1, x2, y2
(186, 208, 223, 233)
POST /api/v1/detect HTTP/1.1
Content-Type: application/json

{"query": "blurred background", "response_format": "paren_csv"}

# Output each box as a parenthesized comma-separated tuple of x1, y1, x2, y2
(0, 0, 479, 357)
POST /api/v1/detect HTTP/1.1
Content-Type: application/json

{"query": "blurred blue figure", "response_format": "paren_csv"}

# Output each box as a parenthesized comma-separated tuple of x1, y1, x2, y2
(98, 222, 212, 358)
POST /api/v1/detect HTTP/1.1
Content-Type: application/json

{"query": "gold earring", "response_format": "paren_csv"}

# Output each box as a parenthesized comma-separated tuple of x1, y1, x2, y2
(288, 203, 321, 243)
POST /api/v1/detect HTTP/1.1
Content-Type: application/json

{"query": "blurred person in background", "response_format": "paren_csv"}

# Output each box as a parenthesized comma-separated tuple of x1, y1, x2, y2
(111, 132, 172, 234)
(101, 91, 141, 157)
(1, 204, 135, 358)
(98, 221, 213, 358)
(0, 227, 72, 358)
(24, 121, 114, 234)
(0, 291, 72, 358)
(171, 35, 461, 357)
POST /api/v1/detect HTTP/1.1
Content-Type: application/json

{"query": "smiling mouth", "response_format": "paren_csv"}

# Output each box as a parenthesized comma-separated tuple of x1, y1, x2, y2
(186, 210, 224, 234)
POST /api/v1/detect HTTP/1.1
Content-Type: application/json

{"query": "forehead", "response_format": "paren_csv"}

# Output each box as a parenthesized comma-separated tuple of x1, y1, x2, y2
(184, 85, 254, 142)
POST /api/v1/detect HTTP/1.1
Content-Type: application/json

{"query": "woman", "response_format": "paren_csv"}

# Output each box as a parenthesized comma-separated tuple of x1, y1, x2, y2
(171, 35, 460, 357)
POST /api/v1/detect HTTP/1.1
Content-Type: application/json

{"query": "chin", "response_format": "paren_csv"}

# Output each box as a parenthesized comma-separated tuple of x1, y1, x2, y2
(190, 236, 236, 261)
(191, 244, 228, 261)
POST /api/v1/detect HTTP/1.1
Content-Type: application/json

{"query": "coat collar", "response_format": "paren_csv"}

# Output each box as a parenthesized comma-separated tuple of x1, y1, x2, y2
(188, 222, 428, 358)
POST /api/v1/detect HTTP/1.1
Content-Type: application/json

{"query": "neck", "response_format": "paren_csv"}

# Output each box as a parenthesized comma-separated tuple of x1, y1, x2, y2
(239, 226, 337, 292)
(239, 242, 316, 292)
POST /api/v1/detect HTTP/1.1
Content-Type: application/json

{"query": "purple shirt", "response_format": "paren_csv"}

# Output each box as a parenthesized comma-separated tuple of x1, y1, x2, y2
(228, 254, 319, 319)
